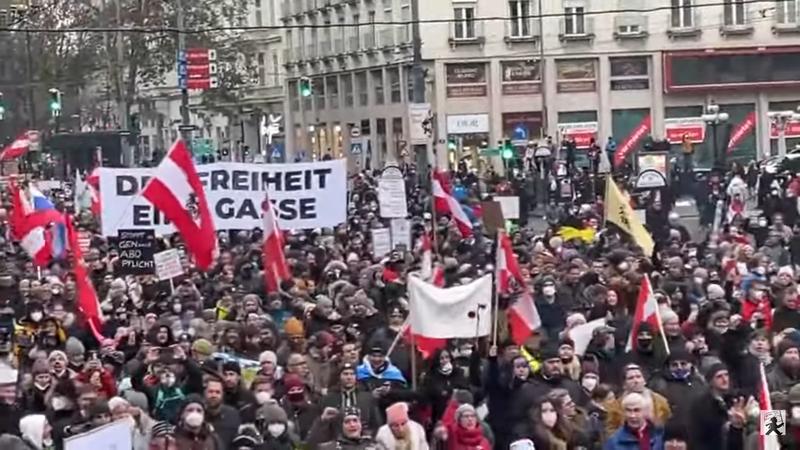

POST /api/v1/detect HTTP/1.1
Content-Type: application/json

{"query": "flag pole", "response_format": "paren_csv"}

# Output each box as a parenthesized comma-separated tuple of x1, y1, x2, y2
(491, 229, 501, 347)
(410, 325, 418, 390)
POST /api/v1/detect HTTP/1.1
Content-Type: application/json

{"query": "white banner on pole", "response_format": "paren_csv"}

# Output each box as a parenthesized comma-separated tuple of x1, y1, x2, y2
(153, 249, 184, 281)
(390, 218, 411, 250)
(372, 228, 392, 257)
(99, 160, 348, 236)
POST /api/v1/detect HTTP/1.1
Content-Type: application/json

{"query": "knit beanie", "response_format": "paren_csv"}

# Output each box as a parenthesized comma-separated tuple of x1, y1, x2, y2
(704, 362, 728, 383)
(777, 338, 800, 358)
(64, 337, 85, 358)
(191, 338, 214, 357)
(385, 402, 409, 425)
(259, 350, 277, 365)
(256, 402, 288, 423)
(31, 358, 49, 375)
(283, 317, 304, 337)
(455, 403, 476, 423)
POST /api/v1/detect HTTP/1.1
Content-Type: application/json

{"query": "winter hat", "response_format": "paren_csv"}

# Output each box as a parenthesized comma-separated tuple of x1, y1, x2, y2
(777, 338, 800, 358)
(283, 373, 305, 394)
(121, 390, 149, 412)
(47, 350, 67, 362)
(663, 418, 688, 443)
(191, 338, 214, 357)
(667, 348, 693, 364)
(283, 317, 305, 337)
(313, 331, 335, 349)
(31, 358, 49, 375)
(259, 350, 277, 365)
(566, 312, 586, 329)
(177, 394, 206, 417)
(385, 402, 409, 425)
(0, 363, 17, 386)
(150, 421, 175, 438)
(315, 295, 334, 310)
(704, 362, 728, 383)
(540, 344, 560, 361)
(455, 403, 477, 423)
(232, 431, 259, 449)
(788, 383, 800, 404)
(222, 361, 241, 375)
(453, 389, 474, 405)
(19, 414, 47, 449)
(256, 402, 288, 423)
(707, 284, 725, 300)
(64, 337, 85, 358)
(287, 353, 306, 368)
(108, 396, 129, 412)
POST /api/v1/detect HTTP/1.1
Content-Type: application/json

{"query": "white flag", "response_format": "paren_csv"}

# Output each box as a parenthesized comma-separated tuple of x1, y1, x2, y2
(408, 275, 492, 339)
(74, 170, 92, 213)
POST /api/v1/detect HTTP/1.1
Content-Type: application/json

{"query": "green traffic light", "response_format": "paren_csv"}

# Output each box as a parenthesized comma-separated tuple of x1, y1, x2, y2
(447, 140, 457, 151)
(49, 100, 60, 111)
(502, 148, 513, 159)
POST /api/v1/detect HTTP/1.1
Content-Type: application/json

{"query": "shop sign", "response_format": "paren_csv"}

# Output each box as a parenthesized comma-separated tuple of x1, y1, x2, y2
(447, 114, 490, 134)
(664, 117, 706, 144)
(557, 122, 598, 149)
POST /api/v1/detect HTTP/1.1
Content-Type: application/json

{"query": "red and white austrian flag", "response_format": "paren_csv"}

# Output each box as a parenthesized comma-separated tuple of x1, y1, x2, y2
(0, 132, 32, 161)
(142, 139, 217, 270)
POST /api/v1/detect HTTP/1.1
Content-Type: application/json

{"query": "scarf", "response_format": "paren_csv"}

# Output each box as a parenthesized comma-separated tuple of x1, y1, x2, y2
(453, 425, 483, 447)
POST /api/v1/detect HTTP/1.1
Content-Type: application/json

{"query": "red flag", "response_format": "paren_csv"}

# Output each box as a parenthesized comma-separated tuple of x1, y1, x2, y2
(262, 196, 291, 293)
(626, 275, 668, 353)
(614, 115, 651, 167)
(0, 132, 31, 161)
(497, 230, 541, 344)
(66, 215, 105, 342)
(142, 139, 217, 270)
(431, 170, 473, 237)
(727, 111, 756, 154)
(86, 167, 101, 215)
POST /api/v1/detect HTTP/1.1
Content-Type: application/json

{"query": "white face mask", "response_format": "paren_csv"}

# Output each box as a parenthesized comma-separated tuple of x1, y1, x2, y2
(51, 396, 71, 411)
(792, 406, 800, 419)
(581, 377, 598, 392)
(30, 312, 43, 322)
(439, 362, 453, 375)
(542, 411, 558, 428)
(268, 423, 286, 437)
(256, 391, 272, 405)
(184, 411, 204, 428)
(542, 286, 556, 297)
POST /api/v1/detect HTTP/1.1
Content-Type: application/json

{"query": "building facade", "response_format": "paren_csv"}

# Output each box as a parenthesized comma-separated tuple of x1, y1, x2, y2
(135, 0, 286, 163)
(282, 0, 800, 170)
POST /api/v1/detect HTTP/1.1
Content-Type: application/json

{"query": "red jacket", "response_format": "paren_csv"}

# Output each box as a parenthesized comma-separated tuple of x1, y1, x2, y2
(741, 298, 773, 331)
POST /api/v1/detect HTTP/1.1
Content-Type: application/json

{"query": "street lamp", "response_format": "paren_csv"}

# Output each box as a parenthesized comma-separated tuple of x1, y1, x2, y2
(767, 108, 800, 158)
(701, 103, 729, 169)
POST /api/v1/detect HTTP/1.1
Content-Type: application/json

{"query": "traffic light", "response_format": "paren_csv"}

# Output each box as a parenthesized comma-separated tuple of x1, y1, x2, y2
(48, 88, 62, 117)
(299, 77, 312, 97)
(0, 92, 5, 121)
(501, 139, 514, 160)
(447, 139, 457, 151)
(128, 113, 140, 132)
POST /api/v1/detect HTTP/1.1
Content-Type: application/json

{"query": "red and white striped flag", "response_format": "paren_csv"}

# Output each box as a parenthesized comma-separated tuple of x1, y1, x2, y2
(0, 132, 31, 161)
(262, 196, 291, 293)
(626, 275, 669, 354)
(419, 233, 444, 286)
(86, 167, 101, 215)
(497, 229, 541, 345)
(142, 139, 217, 270)
(759, 363, 782, 450)
(431, 170, 473, 238)
(66, 215, 105, 342)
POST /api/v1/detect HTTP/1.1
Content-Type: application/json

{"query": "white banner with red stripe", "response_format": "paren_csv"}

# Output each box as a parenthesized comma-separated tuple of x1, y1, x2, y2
(99, 160, 347, 236)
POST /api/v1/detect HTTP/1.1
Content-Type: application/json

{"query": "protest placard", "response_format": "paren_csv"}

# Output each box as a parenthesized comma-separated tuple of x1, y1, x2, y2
(116, 229, 155, 275)
(64, 419, 133, 450)
(153, 248, 184, 281)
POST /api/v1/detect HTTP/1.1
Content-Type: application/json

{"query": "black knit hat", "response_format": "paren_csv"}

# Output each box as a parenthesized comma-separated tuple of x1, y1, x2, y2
(704, 362, 728, 383)
(540, 343, 560, 361)
(222, 360, 241, 375)
(663, 419, 688, 442)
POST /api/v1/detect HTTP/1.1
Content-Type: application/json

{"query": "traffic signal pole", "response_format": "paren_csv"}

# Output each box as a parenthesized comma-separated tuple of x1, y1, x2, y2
(176, 0, 191, 148)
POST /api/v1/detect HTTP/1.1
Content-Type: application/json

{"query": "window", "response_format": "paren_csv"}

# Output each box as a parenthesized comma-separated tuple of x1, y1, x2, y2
(257, 53, 266, 86)
(405, 66, 415, 101)
(555, 58, 597, 93)
(272, 53, 279, 85)
(367, 10, 376, 47)
(509, 1, 531, 37)
(454, 6, 476, 39)
(351, 14, 360, 50)
(356, 71, 368, 106)
(609, 57, 650, 91)
(777, 0, 798, 24)
(617, 24, 640, 35)
(254, 0, 263, 27)
(724, 0, 746, 25)
(314, 77, 325, 109)
(372, 69, 384, 105)
(388, 67, 401, 103)
(327, 76, 339, 109)
(400, 4, 410, 42)
(564, 7, 585, 35)
(343, 73, 354, 107)
(671, 0, 693, 28)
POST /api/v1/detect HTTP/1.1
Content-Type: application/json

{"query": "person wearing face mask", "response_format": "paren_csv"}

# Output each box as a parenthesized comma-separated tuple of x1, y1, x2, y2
(648, 349, 704, 429)
(421, 349, 471, 426)
(512, 399, 571, 450)
(278, 374, 319, 440)
(171, 395, 222, 450)
(253, 402, 299, 450)
(621, 323, 664, 379)
(21, 359, 52, 413)
(577, 369, 600, 407)
(536, 277, 567, 341)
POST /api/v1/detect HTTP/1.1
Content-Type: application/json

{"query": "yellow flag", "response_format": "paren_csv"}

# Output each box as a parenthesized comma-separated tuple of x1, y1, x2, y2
(604, 177, 655, 256)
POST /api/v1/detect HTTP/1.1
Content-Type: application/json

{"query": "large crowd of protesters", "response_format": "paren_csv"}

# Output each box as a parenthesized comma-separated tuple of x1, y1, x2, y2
(0, 147, 797, 450)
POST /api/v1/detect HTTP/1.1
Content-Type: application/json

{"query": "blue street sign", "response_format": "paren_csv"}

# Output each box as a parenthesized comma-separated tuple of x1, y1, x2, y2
(351, 142, 363, 154)
(513, 125, 528, 142)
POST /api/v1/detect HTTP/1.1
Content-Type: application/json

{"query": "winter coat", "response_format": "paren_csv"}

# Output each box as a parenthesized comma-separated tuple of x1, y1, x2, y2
(484, 356, 530, 450)
(688, 390, 745, 450)
(375, 420, 429, 450)
(766, 364, 800, 394)
(281, 399, 321, 441)
(421, 352, 472, 424)
(648, 370, 706, 428)
(603, 391, 671, 438)
(441, 401, 492, 450)
(603, 423, 664, 450)
(321, 388, 382, 436)
(205, 404, 241, 450)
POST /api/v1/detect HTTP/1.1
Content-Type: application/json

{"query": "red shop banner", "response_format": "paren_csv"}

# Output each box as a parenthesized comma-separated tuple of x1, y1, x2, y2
(768, 113, 800, 139)
(664, 117, 706, 144)
(727, 111, 756, 154)
(558, 122, 598, 149)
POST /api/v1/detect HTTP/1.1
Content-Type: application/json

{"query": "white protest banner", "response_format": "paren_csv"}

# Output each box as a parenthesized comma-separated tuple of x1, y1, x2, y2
(390, 218, 411, 250)
(568, 318, 608, 355)
(65, 419, 133, 450)
(372, 228, 392, 256)
(495, 196, 520, 219)
(99, 160, 347, 236)
(378, 166, 408, 218)
(153, 249, 184, 281)
(408, 275, 493, 339)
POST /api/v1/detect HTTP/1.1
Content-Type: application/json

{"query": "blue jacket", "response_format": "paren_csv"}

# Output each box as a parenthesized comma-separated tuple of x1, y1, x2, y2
(604, 423, 664, 450)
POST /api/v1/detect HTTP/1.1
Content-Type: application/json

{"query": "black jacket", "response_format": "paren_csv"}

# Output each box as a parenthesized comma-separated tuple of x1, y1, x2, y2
(688, 390, 745, 450)
(321, 388, 381, 436)
(206, 404, 242, 449)
(648, 370, 706, 428)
